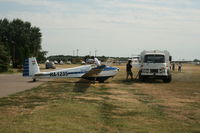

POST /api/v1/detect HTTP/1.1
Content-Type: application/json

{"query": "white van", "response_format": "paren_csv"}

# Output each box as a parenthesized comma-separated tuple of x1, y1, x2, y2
(139, 50, 172, 83)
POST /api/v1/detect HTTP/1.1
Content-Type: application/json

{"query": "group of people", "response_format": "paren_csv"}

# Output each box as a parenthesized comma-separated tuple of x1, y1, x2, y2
(171, 62, 182, 72)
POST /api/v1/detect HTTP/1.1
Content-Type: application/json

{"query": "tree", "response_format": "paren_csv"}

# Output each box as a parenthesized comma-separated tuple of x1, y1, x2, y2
(37, 50, 48, 63)
(193, 59, 200, 62)
(0, 18, 43, 68)
(0, 44, 10, 72)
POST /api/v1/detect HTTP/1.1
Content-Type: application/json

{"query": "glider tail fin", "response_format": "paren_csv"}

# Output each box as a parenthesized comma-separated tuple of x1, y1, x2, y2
(23, 57, 40, 77)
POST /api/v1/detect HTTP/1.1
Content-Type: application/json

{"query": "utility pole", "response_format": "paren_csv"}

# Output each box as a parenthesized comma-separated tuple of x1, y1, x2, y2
(76, 49, 79, 56)
(95, 50, 97, 57)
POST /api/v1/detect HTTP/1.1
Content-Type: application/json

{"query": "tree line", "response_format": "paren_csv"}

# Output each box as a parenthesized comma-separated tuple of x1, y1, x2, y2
(0, 18, 47, 72)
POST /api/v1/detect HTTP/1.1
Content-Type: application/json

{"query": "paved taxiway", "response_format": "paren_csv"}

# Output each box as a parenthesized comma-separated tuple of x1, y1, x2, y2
(0, 73, 48, 98)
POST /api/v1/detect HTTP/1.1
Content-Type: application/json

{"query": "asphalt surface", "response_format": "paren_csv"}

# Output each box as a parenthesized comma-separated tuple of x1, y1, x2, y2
(0, 73, 48, 98)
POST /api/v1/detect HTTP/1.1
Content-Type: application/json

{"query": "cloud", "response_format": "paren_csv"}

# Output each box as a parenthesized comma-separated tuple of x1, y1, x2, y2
(0, 0, 63, 8)
(1, 0, 200, 59)
(1, 0, 200, 35)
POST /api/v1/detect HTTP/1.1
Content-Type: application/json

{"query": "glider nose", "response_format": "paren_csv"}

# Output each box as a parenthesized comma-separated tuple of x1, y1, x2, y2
(115, 67, 119, 71)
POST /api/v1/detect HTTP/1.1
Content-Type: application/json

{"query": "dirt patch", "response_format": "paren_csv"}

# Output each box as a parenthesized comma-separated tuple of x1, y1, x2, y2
(106, 89, 140, 103)
(107, 95, 139, 103)
(75, 96, 103, 101)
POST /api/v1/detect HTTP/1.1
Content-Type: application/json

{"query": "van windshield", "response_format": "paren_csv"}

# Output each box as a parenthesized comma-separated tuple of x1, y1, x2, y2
(144, 55, 165, 63)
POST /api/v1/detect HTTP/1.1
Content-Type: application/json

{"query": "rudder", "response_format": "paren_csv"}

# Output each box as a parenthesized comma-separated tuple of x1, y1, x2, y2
(23, 57, 40, 77)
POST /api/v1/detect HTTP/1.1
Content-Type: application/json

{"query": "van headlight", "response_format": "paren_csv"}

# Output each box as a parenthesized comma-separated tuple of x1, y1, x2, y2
(159, 68, 165, 73)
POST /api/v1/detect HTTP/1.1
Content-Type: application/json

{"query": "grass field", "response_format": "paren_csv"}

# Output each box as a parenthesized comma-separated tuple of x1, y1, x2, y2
(0, 64, 200, 133)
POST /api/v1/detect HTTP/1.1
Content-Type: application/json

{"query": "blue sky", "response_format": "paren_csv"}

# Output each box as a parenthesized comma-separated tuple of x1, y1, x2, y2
(0, 0, 200, 60)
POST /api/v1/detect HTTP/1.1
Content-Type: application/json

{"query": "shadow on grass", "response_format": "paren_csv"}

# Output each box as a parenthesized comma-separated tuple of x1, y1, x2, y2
(73, 79, 91, 93)
(142, 79, 164, 84)
(100, 101, 120, 132)
(117, 79, 140, 85)
(117, 78, 165, 85)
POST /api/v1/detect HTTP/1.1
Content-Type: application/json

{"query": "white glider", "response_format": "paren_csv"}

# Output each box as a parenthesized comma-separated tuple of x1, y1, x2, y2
(23, 57, 119, 83)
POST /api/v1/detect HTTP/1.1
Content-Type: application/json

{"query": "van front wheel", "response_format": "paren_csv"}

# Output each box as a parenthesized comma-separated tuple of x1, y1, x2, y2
(163, 75, 172, 83)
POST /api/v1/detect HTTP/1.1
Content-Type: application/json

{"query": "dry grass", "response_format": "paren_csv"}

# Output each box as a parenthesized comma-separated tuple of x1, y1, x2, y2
(0, 64, 200, 133)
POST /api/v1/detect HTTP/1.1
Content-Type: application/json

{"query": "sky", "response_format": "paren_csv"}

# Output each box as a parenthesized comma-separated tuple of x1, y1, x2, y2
(0, 0, 200, 60)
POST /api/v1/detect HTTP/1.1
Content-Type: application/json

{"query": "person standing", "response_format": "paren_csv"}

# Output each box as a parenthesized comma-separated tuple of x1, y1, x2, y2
(172, 62, 175, 71)
(126, 60, 133, 80)
(178, 62, 182, 72)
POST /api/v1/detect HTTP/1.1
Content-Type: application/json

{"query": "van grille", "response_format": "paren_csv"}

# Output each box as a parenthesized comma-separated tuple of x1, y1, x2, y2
(150, 69, 158, 73)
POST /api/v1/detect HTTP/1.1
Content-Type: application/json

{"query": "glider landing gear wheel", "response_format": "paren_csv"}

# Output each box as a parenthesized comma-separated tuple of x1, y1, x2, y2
(99, 80, 105, 83)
